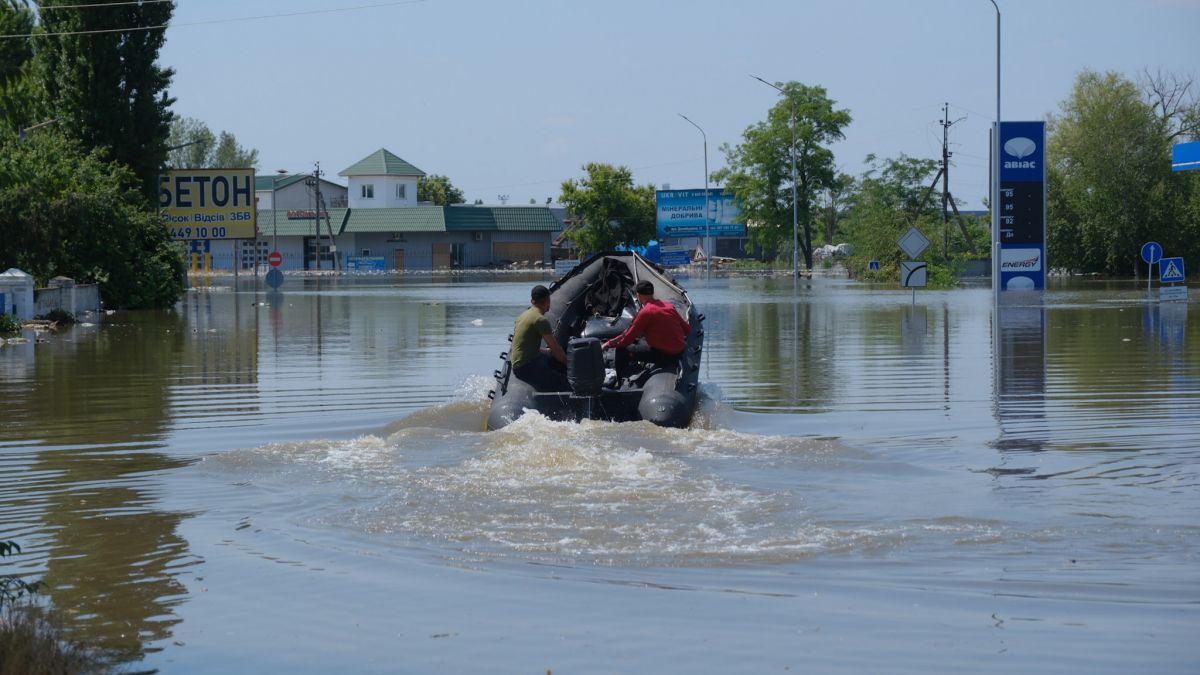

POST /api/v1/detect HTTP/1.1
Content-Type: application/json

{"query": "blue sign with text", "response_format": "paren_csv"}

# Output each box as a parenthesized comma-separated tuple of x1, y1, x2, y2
(656, 189, 745, 238)
(1172, 141, 1200, 172)
(998, 121, 1047, 292)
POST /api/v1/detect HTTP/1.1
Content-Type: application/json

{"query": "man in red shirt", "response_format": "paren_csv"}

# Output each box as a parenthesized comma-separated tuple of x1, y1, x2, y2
(602, 280, 691, 374)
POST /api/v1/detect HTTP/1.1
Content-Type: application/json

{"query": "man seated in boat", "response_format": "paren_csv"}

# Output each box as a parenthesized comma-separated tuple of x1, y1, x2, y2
(602, 280, 691, 377)
(509, 284, 569, 391)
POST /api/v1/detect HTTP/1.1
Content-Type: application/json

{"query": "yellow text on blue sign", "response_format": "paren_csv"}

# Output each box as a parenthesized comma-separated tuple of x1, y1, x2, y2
(159, 169, 256, 240)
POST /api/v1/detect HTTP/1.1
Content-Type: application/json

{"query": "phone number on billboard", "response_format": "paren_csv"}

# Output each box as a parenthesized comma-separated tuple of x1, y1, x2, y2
(170, 226, 231, 239)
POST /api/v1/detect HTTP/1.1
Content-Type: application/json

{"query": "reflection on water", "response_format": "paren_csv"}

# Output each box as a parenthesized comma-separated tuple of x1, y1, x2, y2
(0, 276, 1197, 673)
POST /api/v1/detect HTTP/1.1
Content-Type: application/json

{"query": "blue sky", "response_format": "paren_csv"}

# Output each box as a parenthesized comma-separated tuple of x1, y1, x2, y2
(160, 0, 1199, 207)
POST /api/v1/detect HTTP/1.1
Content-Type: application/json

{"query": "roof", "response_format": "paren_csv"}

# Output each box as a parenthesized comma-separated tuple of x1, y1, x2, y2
(490, 206, 561, 231)
(343, 207, 445, 233)
(254, 174, 343, 192)
(257, 209, 350, 237)
(254, 205, 560, 236)
(338, 149, 426, 178)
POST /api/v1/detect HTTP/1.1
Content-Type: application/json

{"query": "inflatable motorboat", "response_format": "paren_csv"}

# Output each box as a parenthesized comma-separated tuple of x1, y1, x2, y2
(487, 251, 704, 429)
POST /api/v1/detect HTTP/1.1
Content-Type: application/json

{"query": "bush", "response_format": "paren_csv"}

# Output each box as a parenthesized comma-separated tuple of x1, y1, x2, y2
(35, 309, 74, 325)
(0, 314, 18, 335)
(1, 541, 112, 675)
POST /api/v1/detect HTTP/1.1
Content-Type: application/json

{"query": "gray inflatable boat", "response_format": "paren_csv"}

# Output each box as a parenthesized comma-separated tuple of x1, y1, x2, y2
(487, 251, 704, 430)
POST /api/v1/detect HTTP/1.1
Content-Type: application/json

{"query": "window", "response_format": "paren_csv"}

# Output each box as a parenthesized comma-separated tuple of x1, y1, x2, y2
(361, 249, 371, 257)
(396, 183, 406, 199)
(361, 184, 374, 199)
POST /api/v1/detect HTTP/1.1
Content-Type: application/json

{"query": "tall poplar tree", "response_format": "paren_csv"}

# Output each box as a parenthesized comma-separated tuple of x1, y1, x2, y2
(35, 0, 176, 200)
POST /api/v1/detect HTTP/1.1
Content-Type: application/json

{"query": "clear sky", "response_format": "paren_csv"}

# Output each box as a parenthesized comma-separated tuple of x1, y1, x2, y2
(159, 0, 1199, 208)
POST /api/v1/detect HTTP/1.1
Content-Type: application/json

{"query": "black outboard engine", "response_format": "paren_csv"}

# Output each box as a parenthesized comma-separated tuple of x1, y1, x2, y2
(567, 337, 604, 397)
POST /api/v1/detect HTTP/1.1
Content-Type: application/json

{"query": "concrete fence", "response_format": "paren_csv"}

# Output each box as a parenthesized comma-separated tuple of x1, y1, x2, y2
(33, 277, 102, 317)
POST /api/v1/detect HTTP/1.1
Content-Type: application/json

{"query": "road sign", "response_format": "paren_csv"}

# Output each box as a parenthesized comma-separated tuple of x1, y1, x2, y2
(1160, 257, 1185, 283)
(1172, 140, 1200, 172)
(901, 261, 927, 288)
(265, 268, 284, 289)
(898, 227, 930, 259)
(868, 260, 880, 271)
(268, 251, 283, 267)
(1160, 286, 1188, 302)
(1140, 242, 1162, 265)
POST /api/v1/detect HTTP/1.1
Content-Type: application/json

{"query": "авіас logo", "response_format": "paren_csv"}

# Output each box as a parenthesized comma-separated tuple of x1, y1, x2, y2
(1003, 137, 1038, 170)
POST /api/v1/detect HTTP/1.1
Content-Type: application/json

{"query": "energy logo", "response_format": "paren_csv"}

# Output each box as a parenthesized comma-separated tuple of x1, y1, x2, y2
(1001, 247, 1042, 271)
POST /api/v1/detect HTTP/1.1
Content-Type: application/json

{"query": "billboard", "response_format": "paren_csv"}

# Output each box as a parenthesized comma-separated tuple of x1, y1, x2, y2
(656, 189, 745, 238)
(159, 168, 256, 240)
(997, 121, 1046, 291)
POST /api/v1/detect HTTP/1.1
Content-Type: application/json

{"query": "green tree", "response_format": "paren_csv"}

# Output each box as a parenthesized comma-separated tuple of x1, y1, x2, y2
(166, 117, 257, 169)
(213, 130, 258, 169)
(819, 172, 855, 245)
(558, 163, 656, 253)
(1047, 70, 1199, 274)
(417, 174, 466, 205)
(0, 0, 41, 134)
(166, 116, 215, 168)
(841, 154, 941, 272)
(35, 0, 176, 199)
(713, 81, 851, 269)
(0, 132, 185, 308)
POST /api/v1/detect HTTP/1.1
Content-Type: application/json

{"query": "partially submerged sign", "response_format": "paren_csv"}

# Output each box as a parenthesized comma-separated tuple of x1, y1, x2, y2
(901, 261, 927, 287)
(159, 168, 256, 240)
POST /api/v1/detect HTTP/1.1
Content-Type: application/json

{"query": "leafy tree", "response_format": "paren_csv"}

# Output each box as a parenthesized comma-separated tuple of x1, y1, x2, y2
(166, 116, 215, 168)
(34, 0, 176, 199)
(0, 0, 41, 133)
(213, 130, 258, 169)
(840, 154, 940, 271)
(0, 132, 185, 308)
(417, 174, 466, 205)
(819, 172, 855, 245)
(558, 163, 656, 253)
(166, 117, 257, 169)
(713, 81, 851, 269)
(1047, 70, 1199, 274)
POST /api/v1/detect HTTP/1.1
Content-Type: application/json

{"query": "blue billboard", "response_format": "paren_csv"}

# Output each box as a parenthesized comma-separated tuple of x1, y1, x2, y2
(656, 189, 745, 238)
(998, 121, 1046, 291)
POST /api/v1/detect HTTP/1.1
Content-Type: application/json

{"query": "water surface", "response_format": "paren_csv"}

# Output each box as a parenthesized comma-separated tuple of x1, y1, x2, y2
(1, 274, 1196, 673)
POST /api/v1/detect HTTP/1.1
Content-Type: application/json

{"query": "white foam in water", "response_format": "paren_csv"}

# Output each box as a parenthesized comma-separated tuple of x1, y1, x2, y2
(207, 408, 884, 565)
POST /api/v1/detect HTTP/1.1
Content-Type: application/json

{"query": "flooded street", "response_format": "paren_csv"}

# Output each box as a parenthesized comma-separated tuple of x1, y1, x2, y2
(1, 274, 1197, 673)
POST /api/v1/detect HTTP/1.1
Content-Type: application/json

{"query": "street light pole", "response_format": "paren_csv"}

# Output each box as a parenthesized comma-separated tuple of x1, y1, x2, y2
(752, 75, 799, 279)
(678, 113, 711, 278)
(989, 0, 1001, 302)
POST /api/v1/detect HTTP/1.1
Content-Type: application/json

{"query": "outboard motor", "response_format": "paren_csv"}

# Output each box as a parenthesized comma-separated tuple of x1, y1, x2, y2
(567, 337, 604, 397)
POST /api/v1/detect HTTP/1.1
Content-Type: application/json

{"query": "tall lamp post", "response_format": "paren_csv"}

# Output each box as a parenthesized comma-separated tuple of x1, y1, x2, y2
(678, 113, 711, 278)
(989, 0, 1001, 301)
(751, 76, 799, 279)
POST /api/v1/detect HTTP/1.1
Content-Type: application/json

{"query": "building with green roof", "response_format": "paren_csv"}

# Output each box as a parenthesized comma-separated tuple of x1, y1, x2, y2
(198, 148, 564, 272)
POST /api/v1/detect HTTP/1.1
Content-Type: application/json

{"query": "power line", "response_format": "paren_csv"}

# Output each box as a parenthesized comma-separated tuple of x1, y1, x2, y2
(36, 0, 174, 10)
(2, 0, 430, 39)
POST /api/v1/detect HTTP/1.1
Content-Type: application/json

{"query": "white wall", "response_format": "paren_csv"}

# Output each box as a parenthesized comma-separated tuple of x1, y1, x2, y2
(347, 176, 419, 209)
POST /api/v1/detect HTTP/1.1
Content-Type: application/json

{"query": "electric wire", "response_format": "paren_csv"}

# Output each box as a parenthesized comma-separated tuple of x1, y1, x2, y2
(2, 0, 429, 39)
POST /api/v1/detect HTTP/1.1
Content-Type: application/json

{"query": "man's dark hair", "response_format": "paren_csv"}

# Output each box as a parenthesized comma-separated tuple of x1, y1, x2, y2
(531, 285, 551, 303)
(635, 280, 654, 296)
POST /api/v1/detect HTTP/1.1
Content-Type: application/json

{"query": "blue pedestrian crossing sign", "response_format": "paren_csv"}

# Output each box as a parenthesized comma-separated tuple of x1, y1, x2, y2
(1140, 242, 1162, 265)
(1159, 257, 1185, 283)
(869, 260, 880, 271)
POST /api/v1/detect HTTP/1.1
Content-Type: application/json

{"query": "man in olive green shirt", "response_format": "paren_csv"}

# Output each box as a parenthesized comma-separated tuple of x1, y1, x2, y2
(510, 285, 568, 391)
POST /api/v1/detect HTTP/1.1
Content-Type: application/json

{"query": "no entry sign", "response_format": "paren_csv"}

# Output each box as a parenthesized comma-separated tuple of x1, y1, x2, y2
(268, 251, 283, 267)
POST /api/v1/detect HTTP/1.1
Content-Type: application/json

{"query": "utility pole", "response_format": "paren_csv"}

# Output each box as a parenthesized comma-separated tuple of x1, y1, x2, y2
(912, 103, 976, 257)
